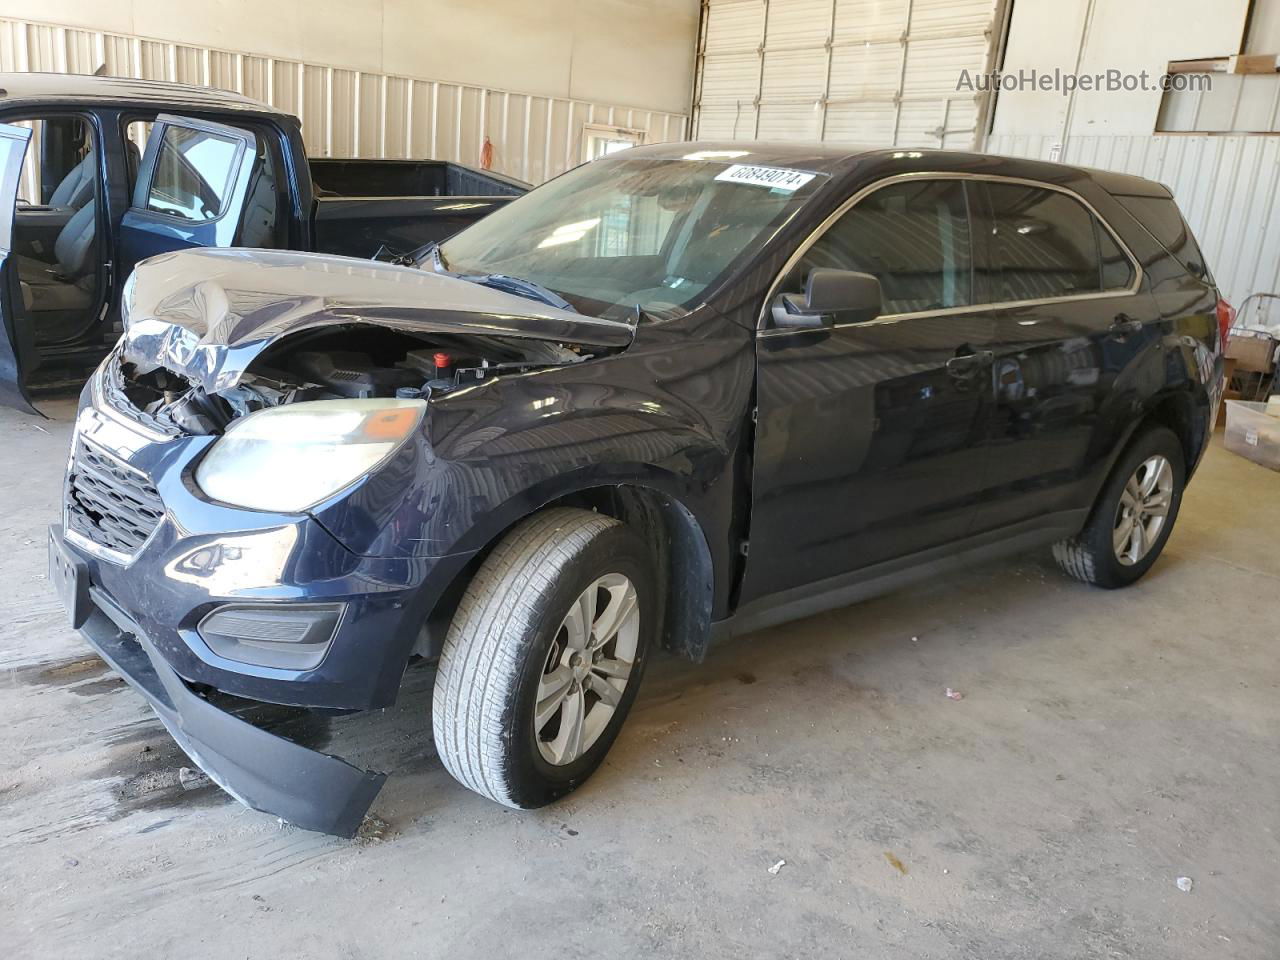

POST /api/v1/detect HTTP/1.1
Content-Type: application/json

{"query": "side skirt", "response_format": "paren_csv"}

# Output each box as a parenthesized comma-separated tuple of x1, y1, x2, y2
(710, 509, 1088, 642)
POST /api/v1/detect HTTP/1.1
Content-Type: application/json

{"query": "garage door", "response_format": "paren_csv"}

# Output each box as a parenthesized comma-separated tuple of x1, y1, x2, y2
(693, 0, 1006, 148)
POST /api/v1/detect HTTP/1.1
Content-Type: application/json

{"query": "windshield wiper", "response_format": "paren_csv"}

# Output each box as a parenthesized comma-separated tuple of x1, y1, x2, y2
(411, 247, 573, 312)
(371, 242, 418, 266)
(465, 274, 577, 313)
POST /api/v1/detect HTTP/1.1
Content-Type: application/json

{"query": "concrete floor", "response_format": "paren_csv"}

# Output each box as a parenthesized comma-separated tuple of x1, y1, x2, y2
(1, 397, 1277, 959)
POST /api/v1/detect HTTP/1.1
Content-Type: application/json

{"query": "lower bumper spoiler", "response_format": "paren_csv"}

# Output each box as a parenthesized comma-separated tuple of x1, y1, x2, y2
(81, 588, 386, 838)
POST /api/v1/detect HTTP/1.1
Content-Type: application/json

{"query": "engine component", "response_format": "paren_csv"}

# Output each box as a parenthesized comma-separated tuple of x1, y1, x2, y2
(291, 351, 422, 399)
(397, 348, 458, 382)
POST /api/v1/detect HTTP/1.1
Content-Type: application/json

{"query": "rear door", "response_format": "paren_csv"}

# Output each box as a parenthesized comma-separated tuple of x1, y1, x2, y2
(0, 121, 36, 413)
(117, 115, 257, 277)
(742, 177, 1000, 605)
(967, 179, 1149, 532)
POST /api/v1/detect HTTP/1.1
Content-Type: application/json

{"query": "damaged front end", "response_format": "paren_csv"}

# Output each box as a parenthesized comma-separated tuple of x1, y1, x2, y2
(110, 327, 587, 435)
(52, 247, 634, 835)
(113, 246, 632, 435)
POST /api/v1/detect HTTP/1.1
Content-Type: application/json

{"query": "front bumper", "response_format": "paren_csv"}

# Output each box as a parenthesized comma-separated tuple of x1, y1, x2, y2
(72, 563, 385, 837)
(53, 386, 475, 835)
(62, 396, 468, 710)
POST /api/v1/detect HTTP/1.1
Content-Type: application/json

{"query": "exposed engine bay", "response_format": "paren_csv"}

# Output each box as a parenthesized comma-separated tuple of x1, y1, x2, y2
(111, 327, 590, 436)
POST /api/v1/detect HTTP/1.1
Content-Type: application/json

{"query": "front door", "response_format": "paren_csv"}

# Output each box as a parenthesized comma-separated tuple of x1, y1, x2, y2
(0, 121, 35, 413)
(742, 177, 999, 605)
(117, 114, 258, 277)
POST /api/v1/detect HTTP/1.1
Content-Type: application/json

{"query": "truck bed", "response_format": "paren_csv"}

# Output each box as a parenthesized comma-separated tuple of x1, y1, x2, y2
(309, 158, 527, 199)
(308, 159, 528, 258)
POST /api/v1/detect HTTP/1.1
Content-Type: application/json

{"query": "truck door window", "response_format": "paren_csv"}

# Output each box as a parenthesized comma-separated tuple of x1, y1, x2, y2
(14, 116, 94, 209)
(236, 134, 281, 248)
(981, 183, 1129, 302)
(146, 125, 240, 222)
(785, 179, 974, 315)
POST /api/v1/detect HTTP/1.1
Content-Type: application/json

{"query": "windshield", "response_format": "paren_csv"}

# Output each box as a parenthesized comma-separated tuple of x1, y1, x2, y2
(433, 155, 829, 319)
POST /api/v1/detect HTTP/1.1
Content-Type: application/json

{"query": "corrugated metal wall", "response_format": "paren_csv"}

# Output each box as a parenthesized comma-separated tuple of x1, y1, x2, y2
(987, 133, 1280, 323)
(0, 16, 688, 186)
(693, 0, 1004, 148)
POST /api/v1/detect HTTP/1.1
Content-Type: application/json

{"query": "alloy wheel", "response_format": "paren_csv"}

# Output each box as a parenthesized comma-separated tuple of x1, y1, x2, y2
(534, 573, 640, 765)
(1113, 454, 1173, 566)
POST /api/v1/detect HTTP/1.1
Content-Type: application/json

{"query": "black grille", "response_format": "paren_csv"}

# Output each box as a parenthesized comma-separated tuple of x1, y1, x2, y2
(66, 442, 165, 555)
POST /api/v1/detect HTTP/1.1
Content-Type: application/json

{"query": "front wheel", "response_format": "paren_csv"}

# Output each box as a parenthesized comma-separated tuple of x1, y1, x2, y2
(432, 508, 656, 808)
(1052, 425, 1186, 588)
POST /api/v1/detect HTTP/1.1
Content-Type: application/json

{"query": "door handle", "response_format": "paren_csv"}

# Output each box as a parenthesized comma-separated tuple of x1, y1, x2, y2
(946, 350, 994, 378)
(1108, 314, 1144, 340)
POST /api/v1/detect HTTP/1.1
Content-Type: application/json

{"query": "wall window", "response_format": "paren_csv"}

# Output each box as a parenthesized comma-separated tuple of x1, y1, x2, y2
(982, 183, 1132, 301)
(787, 179, 973, 315)
(583, 124, 644, 162)
(146, 125, 241, 222)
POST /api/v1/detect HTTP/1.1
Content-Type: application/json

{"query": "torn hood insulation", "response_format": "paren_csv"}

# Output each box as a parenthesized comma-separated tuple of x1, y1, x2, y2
(120, 248, 635, 394)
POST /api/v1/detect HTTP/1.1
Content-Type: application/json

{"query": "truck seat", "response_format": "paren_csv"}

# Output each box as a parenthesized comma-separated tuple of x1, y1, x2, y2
(47, 152, 96, 211)
(16, 202, 97, 312)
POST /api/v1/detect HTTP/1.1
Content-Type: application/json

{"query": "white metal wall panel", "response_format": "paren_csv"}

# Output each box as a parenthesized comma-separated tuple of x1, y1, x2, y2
(0, 16, 687, 185)
(694, 0, 1001, 148)
(986, 133, 1280, 322)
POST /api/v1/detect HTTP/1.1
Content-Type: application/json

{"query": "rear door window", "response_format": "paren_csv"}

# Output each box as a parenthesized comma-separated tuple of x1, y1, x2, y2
(784, 178, 974, 315)
(146, 125, 241, 222)
(980, 183, 1133, 303)
(1098, 225, 1135, 290)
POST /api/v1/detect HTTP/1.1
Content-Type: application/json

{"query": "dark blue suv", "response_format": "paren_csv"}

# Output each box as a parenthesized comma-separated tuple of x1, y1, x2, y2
(42, 142, 1226, 836)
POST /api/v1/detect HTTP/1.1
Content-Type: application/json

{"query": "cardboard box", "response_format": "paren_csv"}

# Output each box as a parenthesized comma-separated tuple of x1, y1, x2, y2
(1225, 334, 1277, 373)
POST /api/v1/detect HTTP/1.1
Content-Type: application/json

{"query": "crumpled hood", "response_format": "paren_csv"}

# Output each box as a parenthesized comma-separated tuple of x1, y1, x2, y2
(120, 248, 634, 394)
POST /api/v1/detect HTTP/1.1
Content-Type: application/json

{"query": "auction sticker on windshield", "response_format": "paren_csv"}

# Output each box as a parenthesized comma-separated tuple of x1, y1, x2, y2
(713, 164, 816, 192)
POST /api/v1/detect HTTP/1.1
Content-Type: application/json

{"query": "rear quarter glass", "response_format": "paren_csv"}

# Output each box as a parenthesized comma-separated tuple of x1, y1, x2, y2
(1114, 194, 1211, 282)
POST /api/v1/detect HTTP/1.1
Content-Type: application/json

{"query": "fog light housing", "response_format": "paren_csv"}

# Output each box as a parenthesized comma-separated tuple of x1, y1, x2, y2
(197, 603, 345, 670)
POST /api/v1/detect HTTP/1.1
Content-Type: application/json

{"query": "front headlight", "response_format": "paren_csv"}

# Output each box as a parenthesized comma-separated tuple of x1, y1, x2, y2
(195, 398, 427, 512)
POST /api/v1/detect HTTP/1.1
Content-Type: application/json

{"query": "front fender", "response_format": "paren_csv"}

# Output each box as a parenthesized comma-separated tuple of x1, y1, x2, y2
(310, 339, 753, 564)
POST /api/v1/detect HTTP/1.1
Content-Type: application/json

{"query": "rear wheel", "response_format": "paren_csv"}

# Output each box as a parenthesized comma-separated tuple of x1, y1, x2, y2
(432, 508, 655, 808)
(1052, 426, 1185, 588)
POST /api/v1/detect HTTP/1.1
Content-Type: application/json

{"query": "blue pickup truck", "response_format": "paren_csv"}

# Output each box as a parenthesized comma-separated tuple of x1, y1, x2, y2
(0, 73, 527, 411)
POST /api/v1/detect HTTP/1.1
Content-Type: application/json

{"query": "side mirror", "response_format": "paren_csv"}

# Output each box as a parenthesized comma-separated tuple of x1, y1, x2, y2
(772, 269, 882, 330)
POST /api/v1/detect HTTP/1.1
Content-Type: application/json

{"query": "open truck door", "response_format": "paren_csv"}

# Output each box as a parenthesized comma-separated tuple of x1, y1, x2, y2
(0, 121, 36, 414)
(118, 114, 258, 278)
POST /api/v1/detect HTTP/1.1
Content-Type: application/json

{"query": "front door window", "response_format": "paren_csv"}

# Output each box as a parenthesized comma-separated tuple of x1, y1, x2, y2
(780, 178, 974, 317)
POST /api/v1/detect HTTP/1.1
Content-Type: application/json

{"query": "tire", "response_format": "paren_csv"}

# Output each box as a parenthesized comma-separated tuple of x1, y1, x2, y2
(1052, 425, 1185, 588)
(432, 507, 656, 809)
